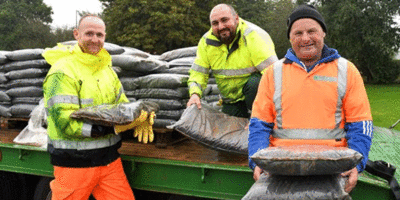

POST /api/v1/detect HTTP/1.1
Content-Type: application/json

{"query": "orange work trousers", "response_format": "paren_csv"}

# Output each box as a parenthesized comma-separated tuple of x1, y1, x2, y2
(50, 158, 135, 200)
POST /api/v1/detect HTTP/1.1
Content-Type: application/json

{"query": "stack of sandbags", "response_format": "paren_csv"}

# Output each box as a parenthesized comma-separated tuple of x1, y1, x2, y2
(159, 46, 221, 111)
(242, 145, 362, 199)
(120, 74, 189, 128)
(0, 49, 49, 118)
(0, 51, 11, 117)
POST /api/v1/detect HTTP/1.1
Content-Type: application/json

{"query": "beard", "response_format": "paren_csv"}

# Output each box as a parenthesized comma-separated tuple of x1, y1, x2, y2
(217, 28, 236, 44)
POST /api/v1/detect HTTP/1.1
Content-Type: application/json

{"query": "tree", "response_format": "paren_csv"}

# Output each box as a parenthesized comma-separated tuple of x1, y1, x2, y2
(0, 0, 53, 50)
(100, 0, 228, 54)
(296, 0, 400, 83)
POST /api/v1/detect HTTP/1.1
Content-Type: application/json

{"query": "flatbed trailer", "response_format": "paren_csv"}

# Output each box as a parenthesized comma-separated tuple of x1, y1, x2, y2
(0, 119, 398, 200)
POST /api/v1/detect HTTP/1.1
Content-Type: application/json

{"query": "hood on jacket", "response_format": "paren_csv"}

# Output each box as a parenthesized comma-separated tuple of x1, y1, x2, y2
(42, 43, 111, 71)
(284, 44, 341, 72)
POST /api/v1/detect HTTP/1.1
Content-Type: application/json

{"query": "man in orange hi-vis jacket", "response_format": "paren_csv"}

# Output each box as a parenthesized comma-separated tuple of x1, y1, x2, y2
(248, 4, 373, 193)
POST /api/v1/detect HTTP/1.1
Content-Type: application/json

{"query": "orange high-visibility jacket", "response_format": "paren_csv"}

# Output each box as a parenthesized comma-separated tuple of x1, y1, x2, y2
(249, 46, 373, 171)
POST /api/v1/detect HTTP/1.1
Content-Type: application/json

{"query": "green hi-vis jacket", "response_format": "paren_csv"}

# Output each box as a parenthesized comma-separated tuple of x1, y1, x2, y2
(188, 18, 278, 104)
(43, 44, 129, 167)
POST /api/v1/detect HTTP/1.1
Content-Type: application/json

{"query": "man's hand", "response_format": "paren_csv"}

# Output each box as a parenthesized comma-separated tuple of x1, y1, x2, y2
(341, 167, 358, 193)
(186, 94, 202, 109)
(253, 166, 264, 181)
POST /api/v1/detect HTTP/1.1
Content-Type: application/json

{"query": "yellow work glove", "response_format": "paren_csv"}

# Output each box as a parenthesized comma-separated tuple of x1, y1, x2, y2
(114, 110, 148, 134)
(134, 111, 155, 144)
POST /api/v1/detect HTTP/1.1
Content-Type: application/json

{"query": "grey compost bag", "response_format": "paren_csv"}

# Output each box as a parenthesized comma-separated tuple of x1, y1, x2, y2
(251, 145, 363, 176)
(242, 173, 351, 200)
(168, 103, 248, 154)
(70, 101, 159, 126)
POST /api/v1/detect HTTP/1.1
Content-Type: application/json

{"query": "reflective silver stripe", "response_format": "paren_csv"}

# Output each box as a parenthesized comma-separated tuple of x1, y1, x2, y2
(191, 63, 210, 74)
(272, 129, 346, 139)
(273, 60, 284, 129)
(244, 27, 253, 36)
(336, 57, 348, 128)
(47, 95, 93, 108)
(255, 55, 279, 72)
(115, 87, 124, 103)
(48, 134, 121, 150)
(189, 82, 203, 92)
(213, 67, 257, 76)
(273, 58, 348, 135)
(47, 95, 79, 108)
(81, 123, 92, 137)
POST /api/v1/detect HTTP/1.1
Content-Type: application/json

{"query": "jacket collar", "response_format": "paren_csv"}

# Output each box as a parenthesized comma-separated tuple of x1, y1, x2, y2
(284, 44, 341, 72)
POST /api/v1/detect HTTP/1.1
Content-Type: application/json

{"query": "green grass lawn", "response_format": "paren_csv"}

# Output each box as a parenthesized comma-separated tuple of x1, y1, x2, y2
(365, 84, 400, 131)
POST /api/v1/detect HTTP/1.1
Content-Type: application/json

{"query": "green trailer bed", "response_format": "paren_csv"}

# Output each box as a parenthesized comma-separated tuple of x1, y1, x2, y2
(0, 126, 399, 199)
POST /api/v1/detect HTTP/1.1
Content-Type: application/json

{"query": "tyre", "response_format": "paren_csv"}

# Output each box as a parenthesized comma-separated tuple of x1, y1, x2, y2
(33, 176, 53, 200)
(0, 171, 28, 200)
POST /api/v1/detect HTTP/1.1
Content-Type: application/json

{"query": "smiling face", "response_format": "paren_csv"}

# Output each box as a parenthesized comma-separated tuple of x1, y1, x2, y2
(289, 18, 325, 66)
(210, 5, 239, 45)
(73, 16, 106, 55)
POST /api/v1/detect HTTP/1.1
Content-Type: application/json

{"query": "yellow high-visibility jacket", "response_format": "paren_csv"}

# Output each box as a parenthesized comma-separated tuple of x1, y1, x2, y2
(43, 44, 128, 167)
(188, 18, 278, 103)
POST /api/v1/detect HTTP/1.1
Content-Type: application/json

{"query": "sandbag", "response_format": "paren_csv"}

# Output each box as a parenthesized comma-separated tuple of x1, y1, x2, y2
(122, 47, 151, 58)
(111, 55, 168, 73)
(12, 97, 43, 105)
(125, 88, 189, 100)
(0, 91, 11, 102)
(203, 94, 220, 103)
(251, 145, 363, 176)
(6, 86, 43, 98)
(154, 118, 177, 129)
(168, 56, 195, 67)
(112, 67, 142, 78)
(0, 105, 11, 117)
(242, 173, 350, 200)
(160, 66, 190, 75)
(0, 59, 49, 72)
(140, 98, 186, 110)
(70, 101, 159, 126)
(5, 68, 48, 80)
(9, 104, 38, 118)
(168, 103, 248, 154)
(156, 109, 184, 121)
(5, 48, 44, 61)
(203, 84, 220, 95)
(0, 72, 7, 84)
(6, 78, 44, 89)
(120, 74, 189, 90)
(0, 52, 8, 64)
(159, 46, 197, 61)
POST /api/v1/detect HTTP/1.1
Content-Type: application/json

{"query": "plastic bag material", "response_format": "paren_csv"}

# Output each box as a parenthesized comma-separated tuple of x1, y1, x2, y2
(251, 145, 363, 176)
(125, 88, 189, 100)
(6, 78, 44, 89)
(0, 72, 7, 84)
(5, 68, 48, 80)
(154, 118, 176, 129)
(6, 86, 43, 98)
(111, 55, 168, 73)
(160, 66, 190, 75)
(168, 56, 195, 67)
(13, 99, 47, 148)
(9, 104, 38, 118)
(70, 101, 159, 126)
(0, 52, 9, 64)
(120, 74, 189, 90)
(168, 103, 248, 155)
(159, 46, 197, 61)
(121, 47, 151, 58)
(0, 91, 11, 102)
(0, 105, 11, 117)
(140, 98, 186, 110)
(5, 48, 44, 61)
(242, 173, 351, 200)
(0, 59, 49, 72)
(12, 97, 43, 105)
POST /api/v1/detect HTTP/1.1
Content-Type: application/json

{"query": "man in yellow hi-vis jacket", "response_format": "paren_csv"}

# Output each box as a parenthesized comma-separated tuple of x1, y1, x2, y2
(43, 14, 152, 200)
(187, 4, 278, 118)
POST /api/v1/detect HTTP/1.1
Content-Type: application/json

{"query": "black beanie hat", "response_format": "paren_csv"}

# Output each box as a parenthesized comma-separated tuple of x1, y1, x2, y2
(287, 4, 327, 39)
